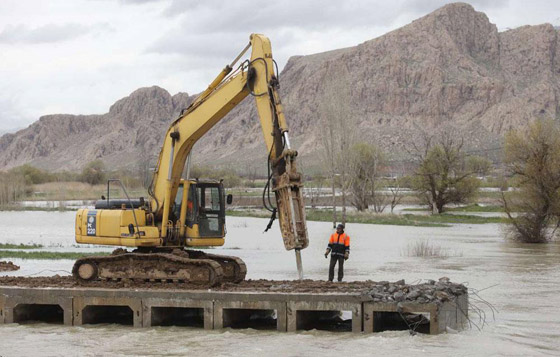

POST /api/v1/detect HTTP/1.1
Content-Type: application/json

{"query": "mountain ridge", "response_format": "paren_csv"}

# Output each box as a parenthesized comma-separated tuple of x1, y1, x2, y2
(1, 2, 558, 173)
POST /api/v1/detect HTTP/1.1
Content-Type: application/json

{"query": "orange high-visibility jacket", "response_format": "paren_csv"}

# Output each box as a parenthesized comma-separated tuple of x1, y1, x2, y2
(328, 232, 350, 256)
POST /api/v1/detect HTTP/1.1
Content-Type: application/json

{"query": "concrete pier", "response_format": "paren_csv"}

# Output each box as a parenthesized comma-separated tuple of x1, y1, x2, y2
(0, 286, 467, 334)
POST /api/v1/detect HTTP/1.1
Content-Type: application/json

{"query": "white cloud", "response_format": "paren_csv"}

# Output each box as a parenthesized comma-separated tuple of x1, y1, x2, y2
(0, 23, 112, 44)
(0, 0, 559, 132)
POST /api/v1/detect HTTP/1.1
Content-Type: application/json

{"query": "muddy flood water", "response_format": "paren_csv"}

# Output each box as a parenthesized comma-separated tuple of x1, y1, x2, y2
(0, 211, 559, 356)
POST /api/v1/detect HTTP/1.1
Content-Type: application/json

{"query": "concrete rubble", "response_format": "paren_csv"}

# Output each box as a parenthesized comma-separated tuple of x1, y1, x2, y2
(365, 277, 468, 305)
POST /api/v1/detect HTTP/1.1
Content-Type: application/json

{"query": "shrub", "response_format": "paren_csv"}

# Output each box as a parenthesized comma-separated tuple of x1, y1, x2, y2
(79, 160, 106, 185)
(9, 164, 55, 184)
(0, 171, 30, 205)
(503, 119, 560, 243)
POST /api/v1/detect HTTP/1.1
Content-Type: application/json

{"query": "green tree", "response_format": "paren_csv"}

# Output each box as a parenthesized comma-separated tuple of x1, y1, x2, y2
(412, 135, 490, 214)
(9, 164, 55, 184)
(502, 119, 560, 243)
(80, 160, 106, 185)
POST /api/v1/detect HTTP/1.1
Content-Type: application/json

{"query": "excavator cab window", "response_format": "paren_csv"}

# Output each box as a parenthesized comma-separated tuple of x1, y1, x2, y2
(172, 183, 198, 228)
(172, 184, 184, 222)
(196, 183, 225, 237)
(173, 182, 225, 237)
(186, 185, 196, 225)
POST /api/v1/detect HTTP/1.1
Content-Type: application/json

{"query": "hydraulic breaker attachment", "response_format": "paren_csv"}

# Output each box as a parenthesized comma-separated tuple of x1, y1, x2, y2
(272, 141, 308, 280)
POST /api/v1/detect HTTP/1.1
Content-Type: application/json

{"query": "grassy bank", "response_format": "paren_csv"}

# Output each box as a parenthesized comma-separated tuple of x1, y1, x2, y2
(404, 204, 504, 213)
(0, 243, 44, 249)
(446, 204, 504, 212)
(402, 213, 505, 224)
(227, 208, 507, 226)
(306, 210, 449, 227)
(0, 251, 110, 260)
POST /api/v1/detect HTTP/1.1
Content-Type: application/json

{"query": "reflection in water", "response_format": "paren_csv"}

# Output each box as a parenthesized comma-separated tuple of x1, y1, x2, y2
(1, 212, 560, 356)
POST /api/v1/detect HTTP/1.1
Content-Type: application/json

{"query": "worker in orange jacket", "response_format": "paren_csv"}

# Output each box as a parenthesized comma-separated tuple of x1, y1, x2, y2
(324, 223, 350, 282)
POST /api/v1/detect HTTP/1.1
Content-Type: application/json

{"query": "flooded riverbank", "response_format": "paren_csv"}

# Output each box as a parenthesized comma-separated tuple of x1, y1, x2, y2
(1, 211, 559, 356)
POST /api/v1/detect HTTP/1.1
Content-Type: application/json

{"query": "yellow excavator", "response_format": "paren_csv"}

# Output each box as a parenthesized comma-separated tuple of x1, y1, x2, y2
(73, 34, 308, 286)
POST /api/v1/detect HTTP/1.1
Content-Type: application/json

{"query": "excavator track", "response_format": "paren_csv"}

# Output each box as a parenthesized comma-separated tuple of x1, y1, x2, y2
(72, 253, 224, 286)
(186, 250, 247, 283)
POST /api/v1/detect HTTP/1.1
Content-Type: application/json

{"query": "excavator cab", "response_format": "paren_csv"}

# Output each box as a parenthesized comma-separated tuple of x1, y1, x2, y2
(173, 180, 228, 245)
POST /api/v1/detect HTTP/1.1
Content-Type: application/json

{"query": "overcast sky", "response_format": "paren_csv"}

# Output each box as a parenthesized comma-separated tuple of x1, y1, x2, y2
(0, 0, 559, 133)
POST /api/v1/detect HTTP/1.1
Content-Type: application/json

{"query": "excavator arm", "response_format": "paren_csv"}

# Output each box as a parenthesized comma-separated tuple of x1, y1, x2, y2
(148, 34, 308, 259)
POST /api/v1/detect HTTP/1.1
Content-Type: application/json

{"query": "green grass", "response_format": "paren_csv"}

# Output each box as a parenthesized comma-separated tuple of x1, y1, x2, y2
(404, 204, 505, 213)
(305, 210, 449, 227)
(476, 191, 507, 200)
(227, 208, 506, 226)
(403, 207, 433, 212)
(446, 204, 504, 212)
(0, 243, 44, 249)
(0, 251, 110, 260)
(402, 213, 506, 224)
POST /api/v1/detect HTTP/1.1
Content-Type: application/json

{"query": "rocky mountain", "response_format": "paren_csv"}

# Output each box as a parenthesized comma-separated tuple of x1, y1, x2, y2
(0, 87, 193, 171)
(1, 2, 559, 173)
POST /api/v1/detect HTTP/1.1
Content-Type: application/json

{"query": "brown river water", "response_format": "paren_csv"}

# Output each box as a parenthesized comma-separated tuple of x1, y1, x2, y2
(0, 211, 559, 356)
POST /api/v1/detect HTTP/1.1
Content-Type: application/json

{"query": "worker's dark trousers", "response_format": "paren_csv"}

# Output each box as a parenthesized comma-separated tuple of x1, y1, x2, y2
(328, 255, 345, 282)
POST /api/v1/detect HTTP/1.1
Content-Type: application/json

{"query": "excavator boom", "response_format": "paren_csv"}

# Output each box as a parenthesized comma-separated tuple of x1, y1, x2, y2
(149, 34, 308, 252)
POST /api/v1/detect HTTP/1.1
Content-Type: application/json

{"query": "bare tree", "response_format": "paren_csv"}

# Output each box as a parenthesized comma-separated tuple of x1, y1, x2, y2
(388, 176, 407, 213)
(502, 119, 560, 243)
(411, 130, 490, 214)
(308, 174, 326, 208)
(0, 171, 28, 205)
(137, 144, 160, 190)
(245, 166, 259, 187)
(317, 66, 358, 226)
(347, 142, 387, 212)
(371, 186, 389, 213)
(348, 143, 375, 211)
(385, 161, 409, 213)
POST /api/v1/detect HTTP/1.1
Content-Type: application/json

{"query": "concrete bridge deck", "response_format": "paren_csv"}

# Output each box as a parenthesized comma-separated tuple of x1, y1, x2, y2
(0, 284, 468, 334)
